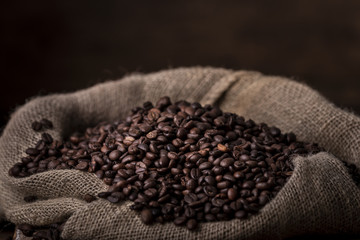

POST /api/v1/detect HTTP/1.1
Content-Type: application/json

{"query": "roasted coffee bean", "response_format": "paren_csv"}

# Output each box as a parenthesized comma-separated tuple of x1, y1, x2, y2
(95, 170, 104, 179)
(31, 121, 43, 131)
(204, 175, 216, 185)
(186, 179, 197, 190)
(144, 188, 158, 198)
(203, 185, 218, 197)
(211, 197, 225, 207)
(25, 148, 39, 156)
(109, 150, 121, 161)
(227, 188, 237, 201)
(258, 195, 269, 205)
(107, 194, 121, 203)
(40, 118, 53, 129)
(220, 158, 234, 168)
(184, 193, 198, 203)
(199, 162, 212, 170)
(245, 160, 258, 168)
(184, 207, 196, 218)
(217, 144, 229, 152)
(223, 173, 236, 182)
(141, 208, 153, 225)
(256, 182, 271, 190)
(75, 161, 89, 170)
(48, 159, 60, 169)
(174, 216, 187, 226)
(18, 222, 65, 240)
(270, 127, 281, 136)
(146, 130, 158, 139)
(41, 133, 53, 144)
(98, 192, 111, 198)
(122, 155, 136, 164)
(18, 223, 34, 237)
(10, 97, 326, 231)
(205, 213, 216, 222)
(235, 210, 247, 219)
(186, 219, 198, 230)
(242, 181, 255, 189)
(84, 194, 96, 203)
(24, 195, 38, 203)
(217, 181, 230, 189)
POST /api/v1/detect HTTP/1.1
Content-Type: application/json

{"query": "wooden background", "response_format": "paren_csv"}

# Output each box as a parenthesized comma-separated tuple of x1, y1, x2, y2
(0, 0, 360, 238)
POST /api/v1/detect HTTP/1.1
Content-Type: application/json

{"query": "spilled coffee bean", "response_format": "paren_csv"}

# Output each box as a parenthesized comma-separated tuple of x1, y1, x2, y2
(18, 222, 64, 240)
(23, 195, 38, 203)
(10, 96, 359, 231)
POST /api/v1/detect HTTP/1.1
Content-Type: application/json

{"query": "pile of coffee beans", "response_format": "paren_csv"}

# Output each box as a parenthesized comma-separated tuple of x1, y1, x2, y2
(17, 222, 64, 240)
(10, 97, 331, 230)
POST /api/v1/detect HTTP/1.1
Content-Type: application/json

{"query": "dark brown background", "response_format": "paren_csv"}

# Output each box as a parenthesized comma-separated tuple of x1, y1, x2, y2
(1, 1, 360, 238)
(1, 0, 360, 130)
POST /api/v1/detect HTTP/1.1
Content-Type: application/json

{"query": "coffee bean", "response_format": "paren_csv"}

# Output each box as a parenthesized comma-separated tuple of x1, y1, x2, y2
(95, 170, 104, 179)
(25, 148, 39, 156)
(211, 197, 225, 207)
(199, 162, 212, 170)
(184, 207, 196, 218)
(40, 133, 53, 144)
(139, 124, 152, 133)
(256, 182, 271, 190)
(83, 194, 96, 203)
(258, 195, 269, 205)
(40, 118, 53, 129)
(174, 216, 187, 225)
(24, 195, 38, 203)
(217, 144, 229, 152)
(186, 219, 198, 230)
(186, 179, 197, 190)
(156, 96, 171, 109)
(48, 159, 60, 169)
(203, 185, 217, 197)
(245, 160, 258, 168)
(242, 181, 255, 189)
(159, 156, 169, 167)
(270, 127, 281, 136)
(146, 130, 158, 139)
(217, 181, 230, 189)
(235, 210, 247, 219)
(75, 161, 89, 170)
(204, 176, 216, 185)
(220, 158, 234, 168)
(109, 150, 121, 161)
(223, 173, 236, 182)
(31, 121, 43, 131)
(122, 155, 136, 164)
(184, 193, 198, 203)
(227, 188, 237, 201)
(97, 192, 110, 198)
(230, 199, 243, 211)
(144, 188, 158, 198)
(141, 208, 153, 224)
(205, 213, 216, 222)
(18, 223, 34, 237)
(107, 195, 120, 203)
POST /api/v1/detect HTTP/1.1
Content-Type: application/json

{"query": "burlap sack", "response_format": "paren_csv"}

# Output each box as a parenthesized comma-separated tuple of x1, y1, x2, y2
(1, 67, 360, 239)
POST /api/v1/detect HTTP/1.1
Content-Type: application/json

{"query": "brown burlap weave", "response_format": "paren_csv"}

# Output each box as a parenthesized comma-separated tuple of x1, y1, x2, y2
(0, 67, 359, 239)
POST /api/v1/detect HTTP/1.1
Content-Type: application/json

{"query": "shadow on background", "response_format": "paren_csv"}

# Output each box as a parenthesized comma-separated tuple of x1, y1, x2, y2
(1, 0, 360, 126)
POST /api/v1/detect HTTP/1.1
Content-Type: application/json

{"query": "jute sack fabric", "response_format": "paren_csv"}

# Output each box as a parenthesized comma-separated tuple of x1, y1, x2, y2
(0, 67, 359, 239)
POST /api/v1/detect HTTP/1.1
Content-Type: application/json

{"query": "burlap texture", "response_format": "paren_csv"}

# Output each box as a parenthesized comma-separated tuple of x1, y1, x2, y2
(0, 67, 359, 239)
